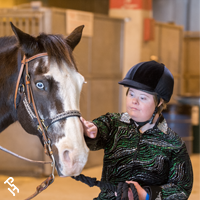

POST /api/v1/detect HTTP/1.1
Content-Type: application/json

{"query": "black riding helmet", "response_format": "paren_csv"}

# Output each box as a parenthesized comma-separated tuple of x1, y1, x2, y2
(118, 60, 174, 124)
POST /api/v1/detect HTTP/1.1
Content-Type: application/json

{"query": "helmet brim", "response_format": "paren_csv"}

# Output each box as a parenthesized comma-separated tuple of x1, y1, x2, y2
(118, 79, 155, 93)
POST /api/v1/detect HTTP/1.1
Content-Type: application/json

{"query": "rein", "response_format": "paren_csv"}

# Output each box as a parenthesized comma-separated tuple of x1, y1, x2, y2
(0, 146, 51, 164)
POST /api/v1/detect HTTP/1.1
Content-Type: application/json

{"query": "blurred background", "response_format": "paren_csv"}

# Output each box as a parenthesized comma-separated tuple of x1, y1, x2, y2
(0, 0, 199, 199)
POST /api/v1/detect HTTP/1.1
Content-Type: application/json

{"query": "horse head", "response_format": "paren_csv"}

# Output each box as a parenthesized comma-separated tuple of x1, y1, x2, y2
(10, 23, 89, 177)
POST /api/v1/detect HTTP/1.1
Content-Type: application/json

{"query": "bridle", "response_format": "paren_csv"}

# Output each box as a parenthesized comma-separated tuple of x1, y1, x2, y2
(0, 52, 81, 199)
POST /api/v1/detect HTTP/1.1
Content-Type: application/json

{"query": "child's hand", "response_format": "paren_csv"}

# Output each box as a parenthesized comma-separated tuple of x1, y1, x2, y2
(126, 181, 147, 200)
(115, 181, 147, 200)
(80, 117, 97, 139)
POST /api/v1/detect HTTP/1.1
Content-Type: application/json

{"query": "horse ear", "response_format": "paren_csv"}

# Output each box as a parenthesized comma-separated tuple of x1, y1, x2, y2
(66, 25, 84, 51)
(10, 22, 37, 55)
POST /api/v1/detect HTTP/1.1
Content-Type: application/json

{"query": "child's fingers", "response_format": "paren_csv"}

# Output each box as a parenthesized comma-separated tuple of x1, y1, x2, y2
(83, 122, 93, 131)
(80, 117, 97, 138)
(88, 132, 96, 138)
(87, 126, 97, 138)
(87, 126, 96, 133)
(80, 117, 91, 128)
(80, 117, 86, 125)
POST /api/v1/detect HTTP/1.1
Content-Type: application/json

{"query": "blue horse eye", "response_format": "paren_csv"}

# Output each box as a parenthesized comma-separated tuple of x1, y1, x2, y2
(36, 82, 44, 90)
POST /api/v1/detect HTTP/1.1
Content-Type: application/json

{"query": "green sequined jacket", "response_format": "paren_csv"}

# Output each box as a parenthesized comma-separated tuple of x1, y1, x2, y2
(85, 112, 193, 200)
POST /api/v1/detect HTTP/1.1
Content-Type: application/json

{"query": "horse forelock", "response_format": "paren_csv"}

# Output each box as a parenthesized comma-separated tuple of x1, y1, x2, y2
(37, 33, 78, 71)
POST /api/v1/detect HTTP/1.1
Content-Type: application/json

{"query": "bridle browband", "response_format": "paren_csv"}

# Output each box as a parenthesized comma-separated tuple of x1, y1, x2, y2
(1, 52, 81, 199)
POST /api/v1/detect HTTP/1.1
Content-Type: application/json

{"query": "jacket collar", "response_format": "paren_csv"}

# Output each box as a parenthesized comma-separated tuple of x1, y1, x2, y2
(120, 112, 168, 134)
(120, 112, 132, 124)
(156, 114, 168, 134)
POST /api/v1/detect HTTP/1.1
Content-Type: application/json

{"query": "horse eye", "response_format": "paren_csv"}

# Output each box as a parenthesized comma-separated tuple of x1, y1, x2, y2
(36, 82, 45, 90)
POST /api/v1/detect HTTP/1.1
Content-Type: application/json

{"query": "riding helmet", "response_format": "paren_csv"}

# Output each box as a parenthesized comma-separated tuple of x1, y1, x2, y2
(118, 61, 174, 103)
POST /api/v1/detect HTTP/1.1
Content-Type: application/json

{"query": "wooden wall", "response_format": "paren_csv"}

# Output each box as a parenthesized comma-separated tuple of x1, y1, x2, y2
(182, 32, 200, 95)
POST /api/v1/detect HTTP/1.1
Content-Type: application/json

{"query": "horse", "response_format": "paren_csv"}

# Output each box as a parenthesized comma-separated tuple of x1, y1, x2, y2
(0, 23, 89, 179)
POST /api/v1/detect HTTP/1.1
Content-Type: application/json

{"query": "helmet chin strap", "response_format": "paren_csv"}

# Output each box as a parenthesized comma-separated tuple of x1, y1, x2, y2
(149, 106, 158, 124)
(149, 95, 160, 124)
(135, 107, 158, 127)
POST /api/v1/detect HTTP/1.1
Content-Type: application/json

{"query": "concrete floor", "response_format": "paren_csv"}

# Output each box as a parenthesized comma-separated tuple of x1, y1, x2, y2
(0, 154, 199, 200)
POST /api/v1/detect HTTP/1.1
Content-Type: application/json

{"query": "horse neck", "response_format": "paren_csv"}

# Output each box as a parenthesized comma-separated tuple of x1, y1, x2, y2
(0, 45, 19, 132)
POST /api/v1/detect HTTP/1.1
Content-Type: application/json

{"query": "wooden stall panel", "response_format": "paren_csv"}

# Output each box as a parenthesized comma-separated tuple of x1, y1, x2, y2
(91, 15, 123, 75)
(160, 25, 182, 75)
(183, 33, 200, 95)
(156, 23, 183, 103)
(51, 8, 66, 35)
(184, 36, 200, 75)
(74, 37, 91, 77)
(187, 78, 200, 94)
(0, 17, 13, 36)
(90, 79, 120, 120)
(141, 24, 160, 62)
(0, 8, 44, 37)
(172, 77, 181, 102)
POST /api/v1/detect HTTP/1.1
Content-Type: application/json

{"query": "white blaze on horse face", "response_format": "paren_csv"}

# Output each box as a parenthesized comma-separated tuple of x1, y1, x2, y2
(45, 61, 89, 176)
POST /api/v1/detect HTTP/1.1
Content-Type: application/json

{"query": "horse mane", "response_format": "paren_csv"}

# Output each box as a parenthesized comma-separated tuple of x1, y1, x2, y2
(0, 33, 78, 71)
(0, 36, 18, 54)
(0, 36, 17, 47)
(37, 33, 78, 71)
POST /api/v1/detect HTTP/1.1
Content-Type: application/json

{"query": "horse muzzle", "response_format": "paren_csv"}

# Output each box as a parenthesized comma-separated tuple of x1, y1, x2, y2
(55, 145, 89, 177)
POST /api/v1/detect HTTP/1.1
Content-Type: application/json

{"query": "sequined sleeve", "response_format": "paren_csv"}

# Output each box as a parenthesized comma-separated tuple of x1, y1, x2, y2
(162, 142, 193, 199)
(145, 129, 193, 200)
(84, 113, 118, 151)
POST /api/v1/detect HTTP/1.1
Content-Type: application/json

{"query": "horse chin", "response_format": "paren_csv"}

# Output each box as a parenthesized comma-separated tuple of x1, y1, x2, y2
(57, 167, 84, 177)
(56, 160, 88, 177)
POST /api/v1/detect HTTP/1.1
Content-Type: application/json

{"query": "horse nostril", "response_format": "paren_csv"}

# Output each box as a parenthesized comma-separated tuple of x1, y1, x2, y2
(63, 150, 70, 163)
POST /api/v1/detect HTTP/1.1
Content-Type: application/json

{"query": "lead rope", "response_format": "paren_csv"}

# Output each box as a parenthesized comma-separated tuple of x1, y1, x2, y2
(71, 174, 139, 200)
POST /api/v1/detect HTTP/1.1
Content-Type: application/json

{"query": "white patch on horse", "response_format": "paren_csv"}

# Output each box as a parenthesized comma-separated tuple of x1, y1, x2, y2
(32, 57, 48, 72)
(32, 60, 39, 71)
(45, 61, 84, 113)
(43, 60, 88, 176)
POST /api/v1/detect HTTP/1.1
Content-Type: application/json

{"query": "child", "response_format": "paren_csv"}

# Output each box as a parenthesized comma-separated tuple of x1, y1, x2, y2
(81, 61, 193, 200)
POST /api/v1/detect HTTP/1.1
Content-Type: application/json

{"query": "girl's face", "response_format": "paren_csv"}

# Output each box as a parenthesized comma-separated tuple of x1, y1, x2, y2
(126, 88, 156, 122)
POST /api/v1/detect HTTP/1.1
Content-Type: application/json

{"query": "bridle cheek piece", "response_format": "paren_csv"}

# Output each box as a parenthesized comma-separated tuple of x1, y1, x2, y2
(13, 53, 81, 199)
